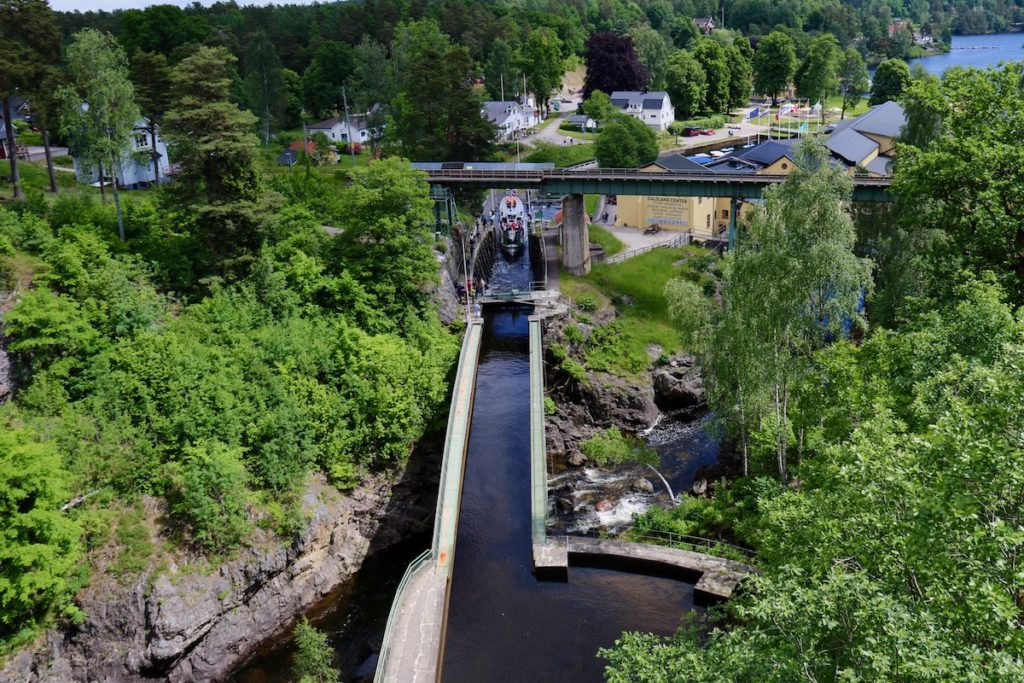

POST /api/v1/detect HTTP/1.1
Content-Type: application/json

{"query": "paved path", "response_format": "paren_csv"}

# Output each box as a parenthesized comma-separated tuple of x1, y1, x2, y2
(380, 566, 447, 683)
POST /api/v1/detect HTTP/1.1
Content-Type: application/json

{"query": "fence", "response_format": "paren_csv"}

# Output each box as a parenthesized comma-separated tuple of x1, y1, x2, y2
(374, 548, 433, 682)
(572, 525, 755, 562)
(604, 232, 692, 265)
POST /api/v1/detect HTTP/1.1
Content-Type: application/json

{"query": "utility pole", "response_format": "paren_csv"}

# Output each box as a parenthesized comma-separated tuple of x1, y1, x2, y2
(342, 85, 356, 167)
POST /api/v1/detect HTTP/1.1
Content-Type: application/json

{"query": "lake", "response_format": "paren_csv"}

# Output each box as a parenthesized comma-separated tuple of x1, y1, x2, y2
(908, 32, 1024, 76)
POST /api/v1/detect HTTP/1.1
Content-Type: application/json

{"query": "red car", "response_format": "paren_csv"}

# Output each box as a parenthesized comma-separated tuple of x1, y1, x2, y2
(699, 128, 716, 135)
(683, 126, 700, 137)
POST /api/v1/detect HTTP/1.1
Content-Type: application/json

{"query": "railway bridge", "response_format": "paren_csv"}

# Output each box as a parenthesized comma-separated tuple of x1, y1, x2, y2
(415, 164, 894, 276)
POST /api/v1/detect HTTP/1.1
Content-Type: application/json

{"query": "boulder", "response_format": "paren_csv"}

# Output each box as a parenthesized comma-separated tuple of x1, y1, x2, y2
(691, 478, 708, 496)
(652, 367, 704, 410)
(556, 496, 575, 513)
(595, 499, 614, 513)
(630, 478, 655, 494)
(567, 450, 587, 467)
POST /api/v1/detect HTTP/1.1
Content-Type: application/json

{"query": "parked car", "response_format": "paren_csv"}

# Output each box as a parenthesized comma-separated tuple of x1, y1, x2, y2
(643, 223, 662, 235)
(683, 126, 700, 137)
(606, 195, 617, 205)
(699, 128, 716, 135)
(727, 124, 741, 130)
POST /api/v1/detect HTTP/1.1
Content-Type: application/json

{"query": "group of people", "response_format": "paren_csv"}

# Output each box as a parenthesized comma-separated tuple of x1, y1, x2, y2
(456, 277, 487, 300)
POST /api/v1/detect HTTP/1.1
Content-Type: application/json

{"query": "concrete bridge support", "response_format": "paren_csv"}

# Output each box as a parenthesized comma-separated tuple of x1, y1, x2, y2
(560, 193, 590, 276)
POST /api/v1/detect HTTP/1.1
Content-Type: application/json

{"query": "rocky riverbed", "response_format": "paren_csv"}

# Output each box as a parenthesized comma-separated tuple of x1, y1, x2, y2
(543, 312, 715, 535)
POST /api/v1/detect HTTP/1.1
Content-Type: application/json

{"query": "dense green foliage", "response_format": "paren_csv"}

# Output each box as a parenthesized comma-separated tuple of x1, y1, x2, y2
(0, 150, 456, 643)
(595, 114, 658, 168)
(609, 63, 1024, 682)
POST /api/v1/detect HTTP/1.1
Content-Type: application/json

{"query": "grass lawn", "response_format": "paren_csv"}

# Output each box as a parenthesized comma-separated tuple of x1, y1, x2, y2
(560, 245, 715, 375)
(584, 194, 600, 216)
(524, 142, 595, 168)
(825, 94, 870, 119)
(588, 224, 624, 256)
(0, 159, 92, 199)
(558, 125, 598, 141)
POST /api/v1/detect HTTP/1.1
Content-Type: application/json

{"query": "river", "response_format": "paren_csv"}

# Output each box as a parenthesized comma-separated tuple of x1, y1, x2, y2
(907, 32, 1024, 76)
(232, 228, 710, 682)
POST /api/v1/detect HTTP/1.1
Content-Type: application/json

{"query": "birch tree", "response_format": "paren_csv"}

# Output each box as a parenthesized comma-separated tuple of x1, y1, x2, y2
(57, 29, 140, 241)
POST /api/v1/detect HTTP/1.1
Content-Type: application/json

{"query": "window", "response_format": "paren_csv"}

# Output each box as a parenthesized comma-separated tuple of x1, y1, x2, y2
(781, 162, 789, 169)
(706, 214, 711, 229)
(722, 209, 729, 219)
(134, 133, 149, 148)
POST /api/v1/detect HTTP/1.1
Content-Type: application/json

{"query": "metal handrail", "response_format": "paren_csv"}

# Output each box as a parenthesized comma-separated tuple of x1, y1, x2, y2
(604, 232, 691, 265)
(571, 526, 756, 561)
(374, 548, 434, 683)
(423, 168, 894, 187)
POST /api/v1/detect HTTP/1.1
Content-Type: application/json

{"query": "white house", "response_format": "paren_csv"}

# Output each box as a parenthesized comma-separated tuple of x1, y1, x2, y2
(609, 91, 675, 131)
(307, 109, 383, 147)
(72, 117, 171, 188)
(481, 100, 539, 140)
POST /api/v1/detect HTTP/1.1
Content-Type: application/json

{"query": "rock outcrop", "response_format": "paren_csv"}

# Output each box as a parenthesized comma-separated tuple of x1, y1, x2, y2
(1, 465, 437, 683)
(652, 354, 704, 411)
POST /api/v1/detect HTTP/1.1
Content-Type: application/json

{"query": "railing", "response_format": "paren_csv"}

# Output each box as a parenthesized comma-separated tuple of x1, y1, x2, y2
(528, 319, 547, 546)
(571, 526, 756, 562)
(604, 232, 691, 265)
(374, 548, 433, 683)
(423, 167, 894, 188)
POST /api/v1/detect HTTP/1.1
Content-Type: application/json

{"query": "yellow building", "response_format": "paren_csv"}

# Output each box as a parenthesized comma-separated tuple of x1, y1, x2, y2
(615, 141, 799, 240)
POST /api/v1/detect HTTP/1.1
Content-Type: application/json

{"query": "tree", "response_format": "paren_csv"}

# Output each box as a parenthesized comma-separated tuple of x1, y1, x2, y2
(57, 29, 140, 242)
(753, 31, 797, 106)
(243, 31, 286, 147)
(300, 41, 354, 120)
(171, 441, 249, 551)
(327, 158, 440, 326)
(580, 427, 677, 504)
(666, 139, 872, 480)
(581, 90, 614, 127)
(391, 42, 495, 161)
(0, 0, 61, 201)
(350, 37, 391, 113)
(869, 58, 911, 105)
(595, 114, 657, 168)
(724, 43, 752, 109)
(668, 15, 699, 49)
(837, 47, 868, 120)
(892, 64, 1024, 303)
(280, 68, 303, 130)
(483, 38, 518, 100)
(628, 25, 670, 89)
(518, 27, 563, 115)
(0, 427, 82, 637)
(582, 32, 647, 99)
(130, 50, 171, 186)
(693, 40, 730, 114)
(795, 34, 840, 121)
(665, 50, 706, 119)
(162, 46, 266, 277)
(292, 618, 339, 683)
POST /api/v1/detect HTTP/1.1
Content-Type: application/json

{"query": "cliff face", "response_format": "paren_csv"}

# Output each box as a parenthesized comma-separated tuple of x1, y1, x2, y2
(1, 461, 438, 683)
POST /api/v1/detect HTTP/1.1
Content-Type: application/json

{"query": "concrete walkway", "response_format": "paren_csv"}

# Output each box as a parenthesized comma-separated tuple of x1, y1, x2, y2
(379, 567, 447, 683)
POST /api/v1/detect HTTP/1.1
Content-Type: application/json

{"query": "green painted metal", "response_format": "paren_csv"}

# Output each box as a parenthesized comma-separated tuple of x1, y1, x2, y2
(432, 320, 483, 577)
(528, 318, 547, 546)
(727, 197, 738, 252)
(424, 168, 894, 203)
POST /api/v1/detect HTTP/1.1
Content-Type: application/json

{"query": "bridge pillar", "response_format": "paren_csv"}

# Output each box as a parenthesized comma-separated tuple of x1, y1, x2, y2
(727, 197, 738, 252)
(561, 193, 590, 276)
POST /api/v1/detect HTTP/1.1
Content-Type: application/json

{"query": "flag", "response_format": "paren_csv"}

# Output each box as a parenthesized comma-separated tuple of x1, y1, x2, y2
(798, 122, 808, 133)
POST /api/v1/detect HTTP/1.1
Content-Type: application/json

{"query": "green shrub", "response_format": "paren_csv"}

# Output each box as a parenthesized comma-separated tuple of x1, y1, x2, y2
(579, 427, 657, 467)
(563, 323, 584, 344)
(544, 396, 557, 415)
(171, 441, 250, 552)
(575, 293, 599, 312)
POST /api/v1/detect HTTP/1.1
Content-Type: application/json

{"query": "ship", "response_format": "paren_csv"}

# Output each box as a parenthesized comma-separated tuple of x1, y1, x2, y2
(497, 190, 528, 254)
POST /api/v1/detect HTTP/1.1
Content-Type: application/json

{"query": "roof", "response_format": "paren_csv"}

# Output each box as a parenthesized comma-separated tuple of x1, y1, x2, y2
(729, 139, 795, 166)
(649, 153, 707, 173)
(609, 91, 671, 111)
(825, 101, 906, 166)
(826, 127, 882, 165)
(482, 101, 523, 126)
(309, 117, 342, 130)
(863, 156, 893, 176)
(567, 114, 593, 125)
(288, 140, 319, 154)
(703, 156, 760, 174)
(694, 17, 714, 24)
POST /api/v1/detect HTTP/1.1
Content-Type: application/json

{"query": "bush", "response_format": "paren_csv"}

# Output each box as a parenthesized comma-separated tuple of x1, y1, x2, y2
(670, 115, 727, 132)
(563, 323, 584, 344)
(171, 441, 250, 552)
(579, 427, 657, 467)
(575, 293, 599, 312)
(292, 618, 339, 683)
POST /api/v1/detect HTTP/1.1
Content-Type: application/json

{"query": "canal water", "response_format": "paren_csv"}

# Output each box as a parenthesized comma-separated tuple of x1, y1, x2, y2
(907, 32, 1024, 76)
(440, 249, 700, 682)
(234, 239, 705, 682)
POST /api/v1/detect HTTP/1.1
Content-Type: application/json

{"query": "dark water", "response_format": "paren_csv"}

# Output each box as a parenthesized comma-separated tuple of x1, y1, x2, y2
(440, 304, 701, 683)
